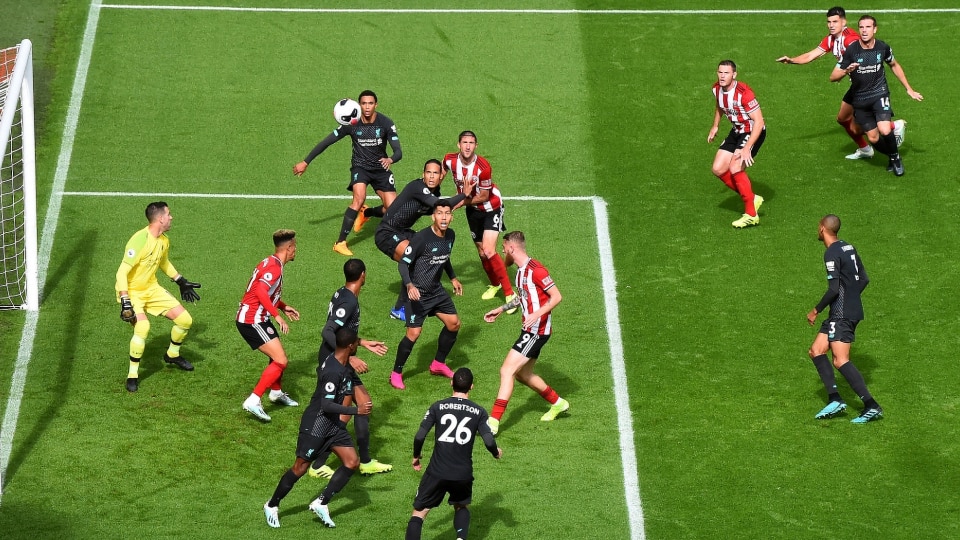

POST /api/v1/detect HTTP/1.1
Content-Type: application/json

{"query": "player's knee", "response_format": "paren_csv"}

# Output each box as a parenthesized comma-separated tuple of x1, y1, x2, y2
(711, 166, 727, 177)
(172, 310, 192, 329)
(133, 319, 150, 339)
(342, 453, 360, 470)
(446, 319, 461, 332)
(405, 328, 422, 342)
(832, 357, 848, 369)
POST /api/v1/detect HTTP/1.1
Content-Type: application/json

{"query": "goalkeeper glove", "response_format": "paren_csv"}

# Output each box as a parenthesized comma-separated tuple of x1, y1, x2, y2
(174, 275, 202, 303)
(120, 295, 136, 323)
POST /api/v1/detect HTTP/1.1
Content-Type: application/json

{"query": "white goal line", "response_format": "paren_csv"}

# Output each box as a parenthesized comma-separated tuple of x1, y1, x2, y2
(100, 5, 960, 15)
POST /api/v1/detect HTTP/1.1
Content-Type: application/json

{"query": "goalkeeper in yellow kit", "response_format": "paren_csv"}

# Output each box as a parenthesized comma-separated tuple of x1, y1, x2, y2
(116, 202, 201, 392)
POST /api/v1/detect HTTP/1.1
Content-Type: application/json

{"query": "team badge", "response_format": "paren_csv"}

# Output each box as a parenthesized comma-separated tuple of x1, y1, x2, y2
(267, 326, 275, 335)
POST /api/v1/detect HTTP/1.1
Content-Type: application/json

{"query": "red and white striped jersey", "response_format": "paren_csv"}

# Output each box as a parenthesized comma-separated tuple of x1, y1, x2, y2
(442, 152, 501, 212)
(515, 258, 556, 336)
(818, 27, 859, 62)
(237, 255, 284, 324)
(712, 81, 760, 134)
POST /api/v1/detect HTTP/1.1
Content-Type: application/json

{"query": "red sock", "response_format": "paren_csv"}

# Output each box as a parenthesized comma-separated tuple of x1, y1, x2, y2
(480, 256, 497, 286)
(491, 398, 509, 420)
(253, 361, 285, 397)
(539, 386, 559, 405)
(717, 170, 737, 190)
(839, 117, 868, 149)
(488, 254, 514, 295)
(270, 370, 283, 392)
(732, 171, 756, 216)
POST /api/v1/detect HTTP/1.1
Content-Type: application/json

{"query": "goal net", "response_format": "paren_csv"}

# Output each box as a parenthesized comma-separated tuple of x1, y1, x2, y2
(0, 39, 38, 311)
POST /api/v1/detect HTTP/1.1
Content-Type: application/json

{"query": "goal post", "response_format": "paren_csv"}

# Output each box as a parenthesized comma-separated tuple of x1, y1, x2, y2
(0, 38, 38, 311)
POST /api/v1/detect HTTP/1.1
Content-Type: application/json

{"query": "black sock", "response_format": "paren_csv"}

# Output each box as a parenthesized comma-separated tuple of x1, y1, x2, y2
(405, 516, 424, 540)
(318, 465, 355, 504)
(838, 362, 875, 406)
(355, 414, 371, 463)
(312, 450, 332, 469)
(882, 131, 899, 157)
(435, 327, 458, 363)
(454, 506, 471, 539)
(394, 336, 416, 373)
(339, 207, 359, 242)
(367, 205, 385, 218)
(395, 285, 409, 311)
(268, 468, 301, 507)
(811, 355, 839, 399)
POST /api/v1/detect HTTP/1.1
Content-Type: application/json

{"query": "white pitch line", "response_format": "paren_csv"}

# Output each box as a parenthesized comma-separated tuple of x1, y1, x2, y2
(593, 196, 644, 540)
(0, 0, 102, 504)
(60, 190, 594, 202)
(99, 5, 960, 14)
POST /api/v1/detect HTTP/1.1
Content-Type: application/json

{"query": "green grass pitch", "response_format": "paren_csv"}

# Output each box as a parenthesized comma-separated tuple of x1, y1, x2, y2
(1, 1, 959, 539)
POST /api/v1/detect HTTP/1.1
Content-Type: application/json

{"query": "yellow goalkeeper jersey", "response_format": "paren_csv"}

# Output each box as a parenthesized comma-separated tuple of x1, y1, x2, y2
(116, 226, 177, 293)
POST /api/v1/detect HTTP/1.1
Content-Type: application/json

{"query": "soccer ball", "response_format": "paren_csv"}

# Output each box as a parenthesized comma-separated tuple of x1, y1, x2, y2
(333, 98, 360, 126)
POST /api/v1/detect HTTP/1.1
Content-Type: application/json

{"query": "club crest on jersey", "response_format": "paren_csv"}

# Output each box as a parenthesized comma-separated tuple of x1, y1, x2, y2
(375, 128, 381, 138)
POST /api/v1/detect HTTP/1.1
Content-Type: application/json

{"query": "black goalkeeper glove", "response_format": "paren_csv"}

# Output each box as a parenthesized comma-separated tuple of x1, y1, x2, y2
(174, 275, 202, 303)
(120, 295, 136, 324)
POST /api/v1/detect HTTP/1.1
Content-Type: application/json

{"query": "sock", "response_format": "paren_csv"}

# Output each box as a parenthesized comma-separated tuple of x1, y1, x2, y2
(365, 205, 384, 218)
(253, 361, 285, 397)
(128, 357, 140, 378)
(405, 516, 424, 540)
(268, 468, 301, 507)
(312, 451, 332, 469)
(539, 386, 559, 405)
(491, 399, 509, 420)
(435, 328, 458, 363)
(839, 117, 868, 148)
(811, 354, 839, 398)
(480, 255, 498, 286)
(732, 171, 756, 216)
(129, 319, 149, 360)
(339, 207, 359, 243)
(393, 336, 416, 373)
(717, 170, 736, 190)
(838, 362, 875, 407)
(318, 465, 355, 505)
(880, 131, 899, 156)
(355, 414, 371, 463)
(270, 369, 283, 393)
(394, 285, 408, 311)
(167, 310, 192, 357)
(454, 506, 471, 540)
(489, 254, 514, 295)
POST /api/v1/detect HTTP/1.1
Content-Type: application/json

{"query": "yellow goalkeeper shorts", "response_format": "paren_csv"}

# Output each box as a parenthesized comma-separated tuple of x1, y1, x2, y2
(126, 284, 180, 317)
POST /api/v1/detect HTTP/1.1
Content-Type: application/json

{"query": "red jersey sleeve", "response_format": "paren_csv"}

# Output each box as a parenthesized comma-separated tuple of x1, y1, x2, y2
(532, 264, 555, 292)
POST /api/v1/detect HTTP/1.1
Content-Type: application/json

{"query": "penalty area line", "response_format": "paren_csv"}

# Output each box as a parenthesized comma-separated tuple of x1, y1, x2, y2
(60, 191, 596, 202)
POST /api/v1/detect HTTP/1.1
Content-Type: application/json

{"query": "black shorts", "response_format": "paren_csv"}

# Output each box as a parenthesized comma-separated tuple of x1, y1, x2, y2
(719, 127, 766, 157)
(852, 97, 894, 132)
(349, 166, 396, 193)
(296, 427, 355, 463)
(407, 291, 457, 328)
(236, 320, 280, 350)
(512, 331, 550, 359)
(466, 206, 505, 242)
(374, 225, 414, 259)
(819, 318, 859, 343)
(412, 471, 473, 510)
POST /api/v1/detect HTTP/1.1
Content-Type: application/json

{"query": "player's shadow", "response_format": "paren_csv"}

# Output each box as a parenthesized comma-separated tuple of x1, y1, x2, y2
(718, 180, 774, 214)
(496, 363, 577, 430)
(468, 492, 517, 538)
(810, 352, 880, 403)
(137, 318, 213, 383)
(3, 229, 96, 485)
